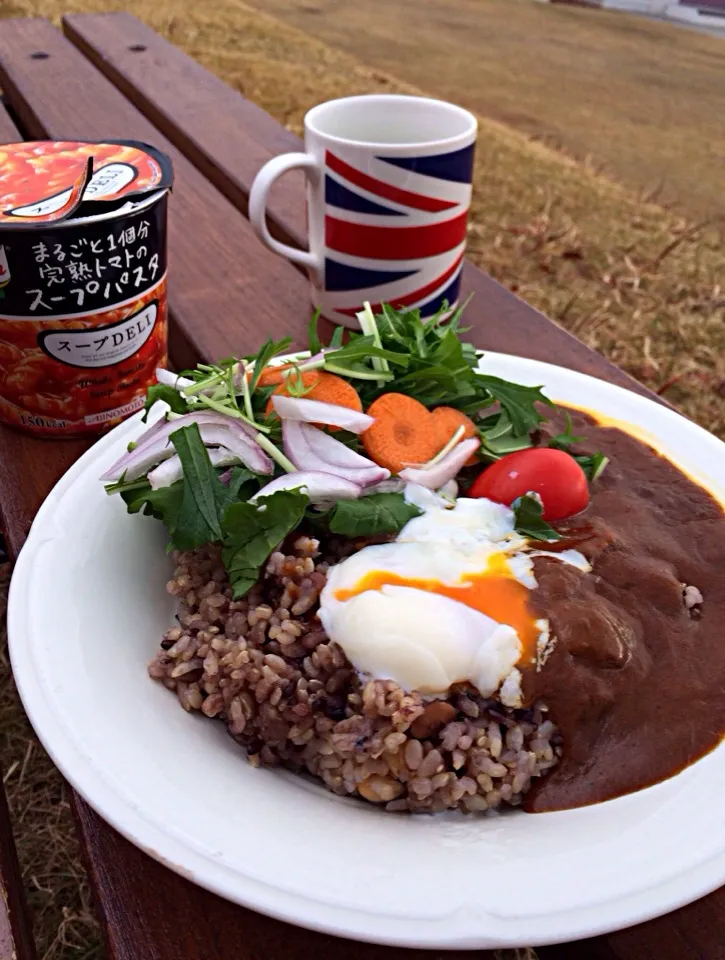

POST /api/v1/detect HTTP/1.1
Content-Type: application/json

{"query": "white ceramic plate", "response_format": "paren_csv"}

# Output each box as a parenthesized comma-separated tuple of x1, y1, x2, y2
(9, 353, 725, 950)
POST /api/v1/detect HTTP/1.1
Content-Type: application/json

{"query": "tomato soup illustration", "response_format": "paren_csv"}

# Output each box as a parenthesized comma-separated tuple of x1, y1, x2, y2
(0, 140, 173, 437)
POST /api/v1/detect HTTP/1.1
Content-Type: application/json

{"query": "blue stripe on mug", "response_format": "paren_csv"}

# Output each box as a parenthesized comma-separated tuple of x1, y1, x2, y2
(377, 143, 476, 185)
(324, 258, 419, 292)
(418, 271, 462, 318)
(324, 176, 405, 217)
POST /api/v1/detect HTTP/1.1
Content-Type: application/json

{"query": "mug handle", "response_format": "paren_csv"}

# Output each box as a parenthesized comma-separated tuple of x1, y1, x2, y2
(248, 153, 322, 274)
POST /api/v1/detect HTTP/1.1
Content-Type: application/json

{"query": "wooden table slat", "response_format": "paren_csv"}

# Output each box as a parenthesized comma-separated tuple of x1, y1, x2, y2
(62, 11, 655, 403)
(0, 763, 38, 960)
(0, 16, 310, 378)
(0, 100, 22, 142)
(0, 98, 45, 960)
(0, 428, 90, 559)
(63, 10, 306, 249)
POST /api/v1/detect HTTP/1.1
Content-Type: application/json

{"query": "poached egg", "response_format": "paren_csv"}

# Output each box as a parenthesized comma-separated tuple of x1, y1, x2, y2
(318, 495, 590, 706)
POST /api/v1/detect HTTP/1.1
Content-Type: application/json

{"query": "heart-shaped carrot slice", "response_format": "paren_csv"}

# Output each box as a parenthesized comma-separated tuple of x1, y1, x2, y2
(362, 394, 442, 473)
(363, 396, 479, 474)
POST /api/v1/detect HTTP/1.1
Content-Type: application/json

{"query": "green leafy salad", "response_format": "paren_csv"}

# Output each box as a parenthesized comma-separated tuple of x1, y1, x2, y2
(101, 301, 606, 597)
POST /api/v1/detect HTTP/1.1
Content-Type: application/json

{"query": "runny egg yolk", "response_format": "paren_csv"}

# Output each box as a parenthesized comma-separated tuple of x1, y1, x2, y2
(334, 551, 540, 659)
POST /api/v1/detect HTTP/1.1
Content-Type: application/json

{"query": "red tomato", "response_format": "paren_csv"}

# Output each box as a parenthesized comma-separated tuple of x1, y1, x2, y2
(469, 448, 589, 520)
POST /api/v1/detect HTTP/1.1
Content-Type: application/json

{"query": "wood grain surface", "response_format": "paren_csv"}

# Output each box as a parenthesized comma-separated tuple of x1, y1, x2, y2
(0, 769, 38, 960)
(0, 101, 43, 960)
(0, 17, 310, 374)
(64, 11, 305, 249)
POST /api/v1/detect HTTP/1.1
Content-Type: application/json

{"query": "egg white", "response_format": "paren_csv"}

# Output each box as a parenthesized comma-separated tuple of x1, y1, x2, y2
(318, 497, 590, 703)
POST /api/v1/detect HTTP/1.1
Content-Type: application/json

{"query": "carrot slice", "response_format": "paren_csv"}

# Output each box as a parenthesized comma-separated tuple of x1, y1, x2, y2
(255, 363, 295, 387)
(431, 406, 479, 465)
(263, 369, 320, 399)
(362, 393, 442, 474)
(267, 370, 362, 410)
(265, 370, 362, 430)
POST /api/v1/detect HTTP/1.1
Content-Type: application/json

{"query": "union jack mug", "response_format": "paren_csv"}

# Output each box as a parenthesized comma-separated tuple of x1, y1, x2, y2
(249, 94, 477, 327)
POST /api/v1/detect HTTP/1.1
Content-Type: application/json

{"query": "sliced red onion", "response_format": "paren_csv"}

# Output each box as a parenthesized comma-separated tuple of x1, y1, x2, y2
(438, 479, 459, 501)
(360, 478, 405, 496)
(195, 425, 272, 475)
(403, 482, 454, 512)
(272, 394, 373, 433)
(148, 447, 240, 490)
(126, 410, 173, 452)
(100, 413, 270, 481)
(102, 435, 177, 483)
(141, 410, 256, 446)
(251, 350, 325, 379)
(100, 427, 184, 482)
(103, 411, 256, 480)
(251, 471, 362, 504)
(233, 362, 247, 392)
(155, 368, 195, 391)
(299, 349, 327, 367)
(305, 427, 387, 481)
(399, 438, 480, 490)
(282, 421, 388, 486)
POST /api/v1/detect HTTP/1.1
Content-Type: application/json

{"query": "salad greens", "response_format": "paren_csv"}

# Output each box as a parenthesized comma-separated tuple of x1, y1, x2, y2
(512, 493, 562, 543)
(171, 424, 228, 542)
(222, 491, 308, 598)
(121, 425, 258, 551)
(547, 411, 586, 451)
(143, 383, 188, 418)
(547, 412, 609, 482)
(328, 493, 422, 538)
(105, 300, 606, 595)
(165, 302, 553, 460)
(574, 451, 609, 483)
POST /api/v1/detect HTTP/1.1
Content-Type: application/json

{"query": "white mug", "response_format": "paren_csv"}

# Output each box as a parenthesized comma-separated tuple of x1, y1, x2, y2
(249, 94, 477, 327)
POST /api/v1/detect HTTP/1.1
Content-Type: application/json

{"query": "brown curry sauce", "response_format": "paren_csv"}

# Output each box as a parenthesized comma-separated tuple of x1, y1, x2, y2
(522, 409, 725, 813)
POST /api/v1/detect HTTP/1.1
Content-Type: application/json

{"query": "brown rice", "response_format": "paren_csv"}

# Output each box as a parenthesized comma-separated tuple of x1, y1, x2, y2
(149, 536, 561, 813)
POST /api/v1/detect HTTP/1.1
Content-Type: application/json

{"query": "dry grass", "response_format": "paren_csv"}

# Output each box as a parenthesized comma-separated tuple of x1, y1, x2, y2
(0, 562, 103, 960)
(1, 0, 724, 957)
(245, 0, 725, 224)
(231, 0, 725, 431)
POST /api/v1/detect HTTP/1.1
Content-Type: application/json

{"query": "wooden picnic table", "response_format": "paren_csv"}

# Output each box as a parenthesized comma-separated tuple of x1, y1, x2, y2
(0, 13, 723, 960)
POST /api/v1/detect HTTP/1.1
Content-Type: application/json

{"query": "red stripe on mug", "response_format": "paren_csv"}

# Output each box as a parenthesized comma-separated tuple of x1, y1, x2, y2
(325, 211, 467, 260)
(326, 152, 458, 214)
(337, 253, 464, 317)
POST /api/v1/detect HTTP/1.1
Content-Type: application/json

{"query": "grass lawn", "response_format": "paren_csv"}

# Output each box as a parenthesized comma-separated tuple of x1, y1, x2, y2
(245, 0, 725, 223)
(0, 1, 723, 957)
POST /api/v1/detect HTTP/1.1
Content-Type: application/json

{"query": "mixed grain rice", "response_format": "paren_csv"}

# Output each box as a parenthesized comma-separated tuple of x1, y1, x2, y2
(149, 536, 561, 812)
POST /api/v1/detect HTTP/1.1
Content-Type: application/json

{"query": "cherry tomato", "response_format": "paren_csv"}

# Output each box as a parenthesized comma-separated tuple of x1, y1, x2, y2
(469, 448, 589, 520)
